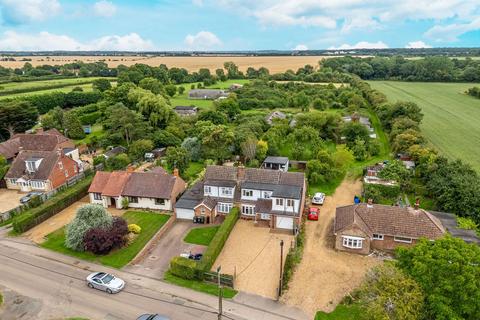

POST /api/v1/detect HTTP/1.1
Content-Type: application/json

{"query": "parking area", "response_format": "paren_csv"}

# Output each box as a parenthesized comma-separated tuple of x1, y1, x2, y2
(24, 196, 125, 243)
(213, 220, 294, 299)
(0, 189, 24, 213)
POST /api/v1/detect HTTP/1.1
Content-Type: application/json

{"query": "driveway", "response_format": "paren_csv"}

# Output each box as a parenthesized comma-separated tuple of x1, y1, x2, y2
(0, 189, 24, 213)
(24, 196, 125, 243)
(213, 220, 294, 299)
(125, 220, 201, 278)
(281, 179, 381, 316)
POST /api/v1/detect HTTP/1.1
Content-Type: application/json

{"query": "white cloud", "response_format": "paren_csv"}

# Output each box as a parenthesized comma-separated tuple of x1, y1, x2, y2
(0, 31, 155, 51)
(0, 0, 60, 24)
(184, 31, 222, 50)
(293, 44, 308, 50)
(192, 0, 203, 6)
(328, 41, 389, 50)
(93, 0, 117, 18)
(424, 17, 480, 42)
(405, 41, 431, 48)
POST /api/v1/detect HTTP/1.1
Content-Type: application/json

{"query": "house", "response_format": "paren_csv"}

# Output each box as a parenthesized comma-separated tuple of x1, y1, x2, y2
(364, 163, 396, 186)
(229, 83, 243, 91)
(175, 165, 306, 232)
(4, 149, 80, 192)
(342, 115, 376, 139)
(188, 89, 228, 100)
(174, 106, 198, 116)
(103, 146, 127, 159)
(0, 128, 76, 163)
(88, 168, 186, 211)
(262, 156, 289, 172)
(265, 111, 286, 125)
(333, 202, 446, 254)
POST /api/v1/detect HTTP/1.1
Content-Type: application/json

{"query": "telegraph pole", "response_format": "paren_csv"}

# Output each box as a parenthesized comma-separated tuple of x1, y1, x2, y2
(217, 265, 223, 320)
(278, 240, 284, 299)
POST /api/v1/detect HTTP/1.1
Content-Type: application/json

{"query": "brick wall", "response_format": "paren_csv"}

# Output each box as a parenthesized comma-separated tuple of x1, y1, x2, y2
(49, 154, 79, 189)
(371, 235, 417, 251)
(334, 226, 370, 255)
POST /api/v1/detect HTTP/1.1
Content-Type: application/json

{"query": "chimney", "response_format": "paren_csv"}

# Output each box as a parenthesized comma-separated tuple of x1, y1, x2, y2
(173, 168, 179, 177)
(36, 128, 44, 134)
(56, 147, 62, 157)
(237, 165, 245, 181)
(367, 198, 373, 208)
(414, 198, 420, 210)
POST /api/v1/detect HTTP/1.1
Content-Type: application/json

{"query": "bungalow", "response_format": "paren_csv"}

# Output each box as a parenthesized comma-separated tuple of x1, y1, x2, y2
(188, 89, 228, 100)
(342, 114, 376, 139)
(88, 168, 186, 211)
(174, 106, 198, 116)
(265, 111, 286, 125)
(175, 165, 306, 232)
(103, 146, 127, 159)
(4, 149, 80, 192)
(334, 202, 445, 255)
(262, 156, 289, 172)
(364, 163, 396, 186)
(229, 83, 243, 91)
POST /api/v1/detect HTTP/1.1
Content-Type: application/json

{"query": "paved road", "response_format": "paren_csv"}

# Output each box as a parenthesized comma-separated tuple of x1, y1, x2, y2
(0, 237, 309, 320)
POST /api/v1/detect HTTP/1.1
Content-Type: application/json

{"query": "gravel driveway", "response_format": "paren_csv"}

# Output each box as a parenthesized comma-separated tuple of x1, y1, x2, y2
(281, 179, 381, 316)
(0, 189, 24, 213)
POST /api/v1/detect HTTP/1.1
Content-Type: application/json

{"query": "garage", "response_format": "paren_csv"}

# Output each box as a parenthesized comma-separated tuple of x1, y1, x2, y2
(176, 208, 194, 220)
(276, 216, 294, 229)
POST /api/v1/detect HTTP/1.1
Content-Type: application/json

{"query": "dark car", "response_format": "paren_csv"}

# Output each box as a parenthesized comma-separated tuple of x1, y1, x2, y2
(137, 314, 170, 320)
(20, 191, 43, 204)
(190, 253, 203, 261)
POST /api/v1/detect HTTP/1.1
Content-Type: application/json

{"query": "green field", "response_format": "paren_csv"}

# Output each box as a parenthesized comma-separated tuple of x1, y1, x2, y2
(368, 81, 480, 171)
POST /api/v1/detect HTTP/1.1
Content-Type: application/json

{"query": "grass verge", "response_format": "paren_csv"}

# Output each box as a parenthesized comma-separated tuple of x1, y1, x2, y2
(315, 304, 363, 320)
(164, 271, 237, 298)
(41, 211, 170, 268)
(183, 226, 219, 246)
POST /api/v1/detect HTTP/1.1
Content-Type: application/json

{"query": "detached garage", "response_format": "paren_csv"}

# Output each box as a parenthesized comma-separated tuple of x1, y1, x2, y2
(276, 216, 294, 230)
(175, 181, 203, 221)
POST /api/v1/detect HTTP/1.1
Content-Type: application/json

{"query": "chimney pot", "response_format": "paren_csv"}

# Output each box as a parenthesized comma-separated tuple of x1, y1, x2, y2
(367, 198, 373, 208)
(414, 198, 420, 210)
(173, 168, 179, 177)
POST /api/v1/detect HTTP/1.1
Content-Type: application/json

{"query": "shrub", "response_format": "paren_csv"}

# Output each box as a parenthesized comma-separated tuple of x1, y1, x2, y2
(197, 207, 239, 272)
(84, 217, 128, 254)
(65, 204, 113, 251)
(128, 224, 142, 234)
(364, 184, 401, 204)
(282, 217, 305, 290)
(170, 256, 200, 280)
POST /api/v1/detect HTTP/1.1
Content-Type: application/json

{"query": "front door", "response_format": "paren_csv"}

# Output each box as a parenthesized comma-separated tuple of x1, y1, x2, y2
(110, 197, 116, 208)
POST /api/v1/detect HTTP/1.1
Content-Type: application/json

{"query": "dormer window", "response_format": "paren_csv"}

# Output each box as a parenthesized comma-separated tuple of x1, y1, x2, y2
(26, 158, 43, 173)
(204, 186, 212, 195)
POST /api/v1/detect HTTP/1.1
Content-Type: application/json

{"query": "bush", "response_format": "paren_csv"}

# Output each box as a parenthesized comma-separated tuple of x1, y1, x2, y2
(197, 207, 239, 272)
(364, 184, 401, 204)
(65, 204, 113, 251)
(282, 217, 305, 290)
(170, 256, 201, 280)
(12, 176, 93, 233)
(84, 217, 128, 254)
(128, 223, 142, 234)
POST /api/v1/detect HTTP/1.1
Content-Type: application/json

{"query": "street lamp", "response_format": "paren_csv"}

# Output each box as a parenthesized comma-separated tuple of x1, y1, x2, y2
(278, 240, 284, 299)
(217, 265, 223, 320)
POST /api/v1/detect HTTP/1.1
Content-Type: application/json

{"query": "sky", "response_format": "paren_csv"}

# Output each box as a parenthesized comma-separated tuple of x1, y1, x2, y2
(0, 0, 478, 51)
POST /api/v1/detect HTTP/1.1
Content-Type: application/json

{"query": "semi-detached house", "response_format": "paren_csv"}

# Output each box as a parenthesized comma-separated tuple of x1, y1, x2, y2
(175, 165, 306, 232)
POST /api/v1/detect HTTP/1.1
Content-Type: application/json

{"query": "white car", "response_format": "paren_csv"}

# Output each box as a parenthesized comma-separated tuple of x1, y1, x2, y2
(312, 192, 325, 205)
(86, 272, 125, 294)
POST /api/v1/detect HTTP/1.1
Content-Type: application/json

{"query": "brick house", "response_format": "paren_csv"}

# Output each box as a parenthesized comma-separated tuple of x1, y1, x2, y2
(4, 150, 80, 192)
(88, 168, 186, 212)
(175, 165, 306, 232)
(334, 203, 446, 254)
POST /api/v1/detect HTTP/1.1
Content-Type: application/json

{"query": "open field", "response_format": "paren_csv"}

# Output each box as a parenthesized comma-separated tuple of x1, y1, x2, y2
(368, 81, 480, 171)
(0, 55, 335, 73)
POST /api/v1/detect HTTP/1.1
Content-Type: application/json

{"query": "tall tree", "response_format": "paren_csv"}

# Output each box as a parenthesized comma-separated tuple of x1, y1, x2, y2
(0, 100, 38, 140)
(104, 103, 147, 145)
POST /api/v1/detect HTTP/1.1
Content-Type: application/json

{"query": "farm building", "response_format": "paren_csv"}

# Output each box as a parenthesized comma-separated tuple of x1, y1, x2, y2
(188, 89, 228, 100)
(174, 106, 198, 116)
(265, 111, 286, 125)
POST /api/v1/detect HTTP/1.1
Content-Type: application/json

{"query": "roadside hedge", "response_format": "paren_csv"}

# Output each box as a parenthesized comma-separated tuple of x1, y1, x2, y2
(282, 216, 305, 291)
(170, 256, 202, 280)
(12, 175, 93, 233)
(197, 207, 240, 272)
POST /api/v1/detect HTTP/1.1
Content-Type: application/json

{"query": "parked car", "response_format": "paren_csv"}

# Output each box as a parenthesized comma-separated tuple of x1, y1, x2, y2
(179, 252, 203, 261)
(86, 272, 125, 294)
(307, 207, 319, 221)
(312, 192, 325, 205)
(20, 191, 43, 204)
(137, 314, 170, 320)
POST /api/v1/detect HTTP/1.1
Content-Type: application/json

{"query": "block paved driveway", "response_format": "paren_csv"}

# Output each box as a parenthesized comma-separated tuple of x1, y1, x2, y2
(124, 220, 203, 278)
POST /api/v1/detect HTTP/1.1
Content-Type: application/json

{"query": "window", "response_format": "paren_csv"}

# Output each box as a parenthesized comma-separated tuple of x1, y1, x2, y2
(275, 198, 284, 206)
(220, 187, 233, 197)
(155, 198, 166, 205)
(204, 186, 212, 195)
(242, 189, 253, 197)
(26, 161, 36, 172)
(128, 196, 138, 203)
(286, 199, 294, 207)
(342, 236, 363, 249)
(262, 191, 271, 199)
(217, 202, 233, 213)
(58, 162, 63, 170)
(74, 165, 78, 173)
(31, 181, 44, 189)
(65, 171, 69, 177)
(93, 193, 102, 200)
(261, 213, 271, 220)
(9, 179, 17, 185)
(394, 236, 412, 243)
(372, 234, 384, 240)
(200, 207, 206, 214)
(241, 205, 255, 216)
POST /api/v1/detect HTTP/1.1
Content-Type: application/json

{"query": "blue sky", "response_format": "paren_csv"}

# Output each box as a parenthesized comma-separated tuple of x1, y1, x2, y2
(0, 0, 478, 51)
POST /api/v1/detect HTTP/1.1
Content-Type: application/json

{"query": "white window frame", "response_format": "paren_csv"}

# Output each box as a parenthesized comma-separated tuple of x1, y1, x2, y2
(286, 199, 294, 207)
(93, 193, 102, 200)
(342, 236, 363, 249)
(372, 234, 384, 240)
(26, 161, 36, 172)
(128, 196, 138, 203)
(275, 198, 284, 206)
(241, 205, 255, 216)
(204, 186, 212, 195)
(9, 178, 17, 185)
(30, 180, 45, 189)
(262, 191, 272, 199)
(394, 236, 412, 243)
(242, 189, 253, 197)
(155, 198, 166, 205)
(217, 202, 233, 213)
(260, 213, 271, 220)
(58, 162, 63, 170)
(220, 187, 233, 197)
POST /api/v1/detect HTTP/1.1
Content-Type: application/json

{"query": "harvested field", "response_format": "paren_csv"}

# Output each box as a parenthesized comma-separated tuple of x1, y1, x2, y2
(1, 55, 342, 73)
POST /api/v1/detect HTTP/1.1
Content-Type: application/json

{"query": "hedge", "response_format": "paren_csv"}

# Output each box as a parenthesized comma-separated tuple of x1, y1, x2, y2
(170, 256, 202, 280)
(282, 216, 305, 291)
(197, 207, 239, 272)
(364, 183, 401, 204)
(0, 80, 97, 97)
(12, 175, 93, 233)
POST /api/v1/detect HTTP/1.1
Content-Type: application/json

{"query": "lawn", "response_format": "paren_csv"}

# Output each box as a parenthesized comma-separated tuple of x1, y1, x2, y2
(368, 81, 480, 172)
(315, 304, 363, 320)
(182, 161, 205, 182)
(164, 271, 237, 298)
(183, 226, 219, 246)
(41, 211, 170, 268)
(73, 123, 105, 145)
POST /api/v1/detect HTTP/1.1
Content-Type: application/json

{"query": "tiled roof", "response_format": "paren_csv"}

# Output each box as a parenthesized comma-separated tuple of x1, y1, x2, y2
(5, 150, 61, 180)
(88, 171, 112, 194)
(176, 181, 204, 209)
(335, 204, 446, 240)
(255, 199, 272, 213)
(195, 197, 217, 210)
(100, 171, 131, 197)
